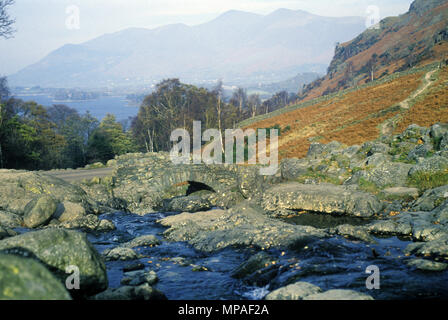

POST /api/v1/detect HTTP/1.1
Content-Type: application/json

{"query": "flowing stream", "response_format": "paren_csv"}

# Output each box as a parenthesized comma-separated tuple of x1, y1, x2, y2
(87, 211, 448, 300)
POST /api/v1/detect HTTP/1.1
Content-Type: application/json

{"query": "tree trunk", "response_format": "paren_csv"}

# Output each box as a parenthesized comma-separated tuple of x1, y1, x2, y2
(0, 142, 3, 169)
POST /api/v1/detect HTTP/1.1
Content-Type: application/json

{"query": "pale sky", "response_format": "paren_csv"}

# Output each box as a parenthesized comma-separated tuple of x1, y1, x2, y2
(0, 0, 414, 76)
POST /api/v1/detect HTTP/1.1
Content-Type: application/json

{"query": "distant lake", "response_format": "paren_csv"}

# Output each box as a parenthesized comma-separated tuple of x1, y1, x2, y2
(13, 94, 141, 121)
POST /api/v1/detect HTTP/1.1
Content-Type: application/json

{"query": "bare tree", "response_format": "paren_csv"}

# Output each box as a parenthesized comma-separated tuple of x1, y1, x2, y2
(0, 0, 15, 39)
(248, 94, 261, 118)
(212, 80, 224, 152)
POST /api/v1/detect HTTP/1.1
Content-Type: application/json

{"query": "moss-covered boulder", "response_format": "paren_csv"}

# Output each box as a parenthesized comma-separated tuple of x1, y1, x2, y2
(0, 254, 71, 300)
(0, 229, 108, 296)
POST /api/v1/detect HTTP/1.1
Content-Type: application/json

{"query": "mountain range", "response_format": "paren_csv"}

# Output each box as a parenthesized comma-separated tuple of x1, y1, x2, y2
(8, 9, 366, 88)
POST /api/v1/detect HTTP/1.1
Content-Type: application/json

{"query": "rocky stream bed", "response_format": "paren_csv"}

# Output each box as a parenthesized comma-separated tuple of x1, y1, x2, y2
(1, 123, 448, 300)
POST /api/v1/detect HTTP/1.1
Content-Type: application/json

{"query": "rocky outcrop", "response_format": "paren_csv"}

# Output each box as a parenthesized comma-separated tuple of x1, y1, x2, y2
(0, 229, 108, 296)
(261, 183, 382, 218)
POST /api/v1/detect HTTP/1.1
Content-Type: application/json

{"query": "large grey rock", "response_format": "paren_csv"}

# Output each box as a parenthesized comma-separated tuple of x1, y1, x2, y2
(0, 170, 93, 216)
(0, 228, 108, 296)
(23, 196, 58, 228)
(347, 162, 413, 188)
(407, 144, 434, 162)
(265, 282, 322, 300)
(103, 247, 139, 261)
(54, 201, 86, 222)
(261, 183, 382, 218)
(409, 156, 448, 177)
(412, 185, 448, 211)
(303, 289, 374, 300)
(280, 158, 313, 181)
(159, 203, 327, 252)
(0, 254, 71, 300)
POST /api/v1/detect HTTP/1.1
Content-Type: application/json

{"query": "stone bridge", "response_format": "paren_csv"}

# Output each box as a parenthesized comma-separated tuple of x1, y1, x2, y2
(107, 152, 280, 213)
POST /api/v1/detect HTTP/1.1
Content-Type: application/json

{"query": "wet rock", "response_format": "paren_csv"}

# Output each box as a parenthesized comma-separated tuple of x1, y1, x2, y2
(332, 224, 376, 243)
(191, 265, 210, 272)
(303, 289, 374, 300)
(96, 219, 116, 232)
(265, 282, 322, 300)
(163, 196, 211, 213)
(405, 235, 448, 259)
(0, 211, 23, 228)
(231, 252, 273, 279)
(121, 235, 160, 249)
(23, 196, 58, 228)
(122, 263, 145, 272)
(159, 203, 327, 253)
(367, 220, 412, 237)
(121, 270, 158, 286)
(103, 247, 138, 261)
(0, 254, 71, 300)
(407, 259, 448, 272)
(92, 283, 166, 300)
(0, 228, 108, 296)
(261, 183, 382, 218)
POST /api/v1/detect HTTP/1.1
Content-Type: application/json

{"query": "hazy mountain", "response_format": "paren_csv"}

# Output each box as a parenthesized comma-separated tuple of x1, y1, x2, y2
(9, 9, 366, 88)
(246, 72, 322, 97)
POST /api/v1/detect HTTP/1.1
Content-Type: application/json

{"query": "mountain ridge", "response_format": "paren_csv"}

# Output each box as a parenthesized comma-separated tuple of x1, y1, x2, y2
(8, 8, 366, 88)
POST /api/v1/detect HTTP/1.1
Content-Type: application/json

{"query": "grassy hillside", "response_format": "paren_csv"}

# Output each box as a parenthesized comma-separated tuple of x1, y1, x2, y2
(242, 63, 448, 159)
(239, 0, 448, 160)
